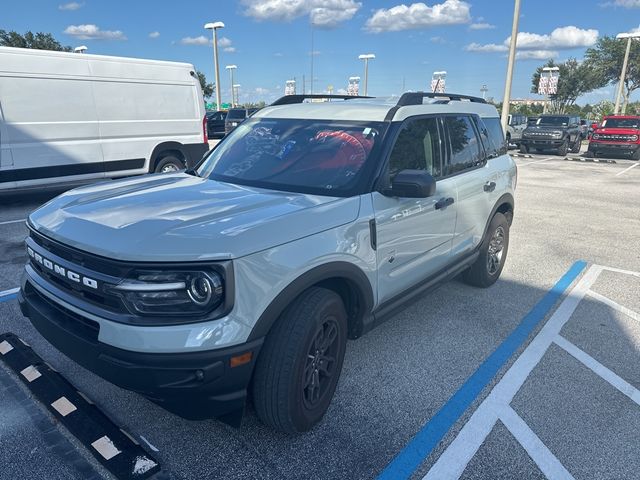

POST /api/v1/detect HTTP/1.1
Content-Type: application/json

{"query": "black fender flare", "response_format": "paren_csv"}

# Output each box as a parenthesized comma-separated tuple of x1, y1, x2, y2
(149, 141, 187, 170)
(482, 193, 514, 241)
(247, 261, 375, 342)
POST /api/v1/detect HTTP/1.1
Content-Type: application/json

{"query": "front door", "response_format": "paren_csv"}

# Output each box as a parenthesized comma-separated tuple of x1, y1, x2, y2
(373, 116, 457, 305)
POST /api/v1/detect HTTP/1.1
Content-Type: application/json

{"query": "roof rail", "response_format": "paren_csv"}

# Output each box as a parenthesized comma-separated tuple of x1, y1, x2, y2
(270, 94, 373, 106)
(396, 92, 487, 106)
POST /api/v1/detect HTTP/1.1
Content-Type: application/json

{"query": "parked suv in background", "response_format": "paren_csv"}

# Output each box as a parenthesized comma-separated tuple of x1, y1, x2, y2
(520, 114, 582, 156)
(505, 114, 527, 147)
(20, 92, 516, 434)
(224, 107, 260, 134)
(587, 115, 640, 160)
(206, 110, 227, 138)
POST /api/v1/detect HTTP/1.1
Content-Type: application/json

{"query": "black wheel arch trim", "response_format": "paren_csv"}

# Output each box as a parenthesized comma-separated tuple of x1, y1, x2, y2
(150, 142, 208, 171)
(484, 193, 514, 239)
(247, 262, 375, 342)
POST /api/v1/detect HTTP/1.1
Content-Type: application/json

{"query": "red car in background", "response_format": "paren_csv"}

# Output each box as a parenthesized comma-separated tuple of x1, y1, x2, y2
(587, 115, 640, 160)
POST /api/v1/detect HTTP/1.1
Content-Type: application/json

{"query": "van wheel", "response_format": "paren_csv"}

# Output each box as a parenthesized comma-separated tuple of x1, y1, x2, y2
(154, 155, 184, 173)
(463, 213, 509, 288)
(252, 287, 347, 434)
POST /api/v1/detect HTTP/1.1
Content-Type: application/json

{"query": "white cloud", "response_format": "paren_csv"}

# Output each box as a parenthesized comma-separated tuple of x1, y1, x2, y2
(64, 24, 126, 40)
(466, 25, 598, 59)
(255, 87, 270, 95)
(242, 0, 361, 28)
(224, 47, 236, 53)
(218, 36, 232, 48)
(465, 42, 507, 53)
(365, 0, 471, 33)
(608, 0, 640, 7)
(148, 31, 160, 39)
(59, 2, 83, 10)
(516, 50, 558, 60)
(273, 52, 284, 57)
(469, 22, 495, 30)
(179, 35, 210, 45)
(430, 36, 446, 43)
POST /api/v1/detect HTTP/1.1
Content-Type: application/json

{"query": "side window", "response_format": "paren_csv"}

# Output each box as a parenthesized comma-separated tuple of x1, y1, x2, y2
(477, 117, 507, 158)
(388, 117, 443, 179)
(443, 116, 482, 175)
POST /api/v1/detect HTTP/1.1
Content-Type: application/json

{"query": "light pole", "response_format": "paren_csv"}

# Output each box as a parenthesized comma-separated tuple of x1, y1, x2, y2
(233, 84, 241, 105)
(358, 54, 375, 96)
(226, 65, 237, 106)
(74, 45, 87, 53)
(481, 85, 488, 100)
(204, 21, 225, 110)
(500, 0, 521, 134)
(614, 32, 640, 115)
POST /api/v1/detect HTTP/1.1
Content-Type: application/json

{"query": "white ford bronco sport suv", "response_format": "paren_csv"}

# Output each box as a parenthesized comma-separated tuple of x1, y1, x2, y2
(19, 92, 516, 433)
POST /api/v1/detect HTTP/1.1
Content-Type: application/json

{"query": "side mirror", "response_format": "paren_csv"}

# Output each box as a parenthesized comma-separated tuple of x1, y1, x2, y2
(386, 169, 436, 198)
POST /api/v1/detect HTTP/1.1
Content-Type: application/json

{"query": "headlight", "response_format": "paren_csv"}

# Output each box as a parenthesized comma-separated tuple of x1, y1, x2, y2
(630, 135, 638, 142)
(110, 270, 225, 316)
(552, 132, 563, 139)
(592, 133, 600, 140)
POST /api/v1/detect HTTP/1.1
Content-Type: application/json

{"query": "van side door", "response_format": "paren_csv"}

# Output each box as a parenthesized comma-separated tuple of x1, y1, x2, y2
(372, 116, 457, 304)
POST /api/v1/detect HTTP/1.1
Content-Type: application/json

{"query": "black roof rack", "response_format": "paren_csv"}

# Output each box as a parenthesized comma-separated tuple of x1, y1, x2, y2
(270, 94, 373, 106)
(396, 92, 487, 106)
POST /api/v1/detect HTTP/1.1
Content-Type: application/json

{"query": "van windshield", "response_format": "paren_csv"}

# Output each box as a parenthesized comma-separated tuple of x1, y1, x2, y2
(197, 118, 385, 196)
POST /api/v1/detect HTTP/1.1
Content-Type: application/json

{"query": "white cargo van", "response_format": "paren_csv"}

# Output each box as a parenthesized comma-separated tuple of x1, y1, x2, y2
(0, 46, 209, 191)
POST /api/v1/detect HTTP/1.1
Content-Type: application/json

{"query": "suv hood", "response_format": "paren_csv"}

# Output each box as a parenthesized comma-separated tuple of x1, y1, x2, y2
(28, 173, 360, 261)
(594, 127, 640, 135)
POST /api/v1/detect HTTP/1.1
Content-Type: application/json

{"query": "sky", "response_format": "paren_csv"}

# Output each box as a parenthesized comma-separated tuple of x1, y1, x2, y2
(3, 0, 640, 105)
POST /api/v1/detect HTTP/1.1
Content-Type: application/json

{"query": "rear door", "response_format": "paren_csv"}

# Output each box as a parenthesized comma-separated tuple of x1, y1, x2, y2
(0, 100, 16, 189)
(373, 116, 457, 304)
(443, 115, 494, 257)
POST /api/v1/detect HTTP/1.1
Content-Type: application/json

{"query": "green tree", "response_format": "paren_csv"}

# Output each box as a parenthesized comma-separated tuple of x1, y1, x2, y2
(585, 36, 640, 113)
(196, 70, 214, 99)
(0, 29, 72, 51)
(531, 59, 606, 114)
(592, 100, 615, 120)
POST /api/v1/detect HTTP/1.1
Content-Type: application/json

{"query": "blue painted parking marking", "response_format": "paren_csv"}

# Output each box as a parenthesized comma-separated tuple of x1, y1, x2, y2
(377, 260, 587, 480)
(0, 288, 19, 303)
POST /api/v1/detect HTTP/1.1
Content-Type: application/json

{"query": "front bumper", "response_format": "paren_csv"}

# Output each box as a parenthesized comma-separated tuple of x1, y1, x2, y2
(18, 278, 263, 425)
(588, 142, 639, 156)
(520, 138, 565, 149)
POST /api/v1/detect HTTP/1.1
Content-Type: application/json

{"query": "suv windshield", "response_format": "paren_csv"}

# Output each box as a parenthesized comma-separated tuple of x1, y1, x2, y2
(537, 116, 570, 126)
(197, 118, 385, 196)
(602, 118, 640, 129)
(226, 109, 247, 121)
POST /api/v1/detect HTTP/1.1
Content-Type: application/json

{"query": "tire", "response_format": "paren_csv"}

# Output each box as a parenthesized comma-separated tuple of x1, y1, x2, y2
(154, 155, 184, 173)
(252, 287, 348, 434)
(584, 150, 594, 158)
(463, 213, 510, 288)
(557, 140, 569, 157)
(632, 148, 640, 161)
(519, 144, 529, 154)
(506, 133, 511, 146)
(570, 137, 581, 153)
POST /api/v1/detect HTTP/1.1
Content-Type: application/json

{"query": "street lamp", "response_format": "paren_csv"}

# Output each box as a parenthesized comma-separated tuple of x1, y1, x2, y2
(226, 65, 237, 106)
(204, 21, 225, 111)
(74, 45, 87, 53)
(500, 0, 521, 133)
(614, 32, 640, 115)
(233, 84, 241, 106)
(358, 54, 375, 96)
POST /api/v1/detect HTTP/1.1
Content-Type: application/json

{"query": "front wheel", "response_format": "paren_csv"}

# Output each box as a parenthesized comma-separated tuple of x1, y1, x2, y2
(519, 144, 529, 154)
(557, 140, 569, 157)
(570, 138, 581, 153)
(463, 213, 510, 288)
(632, 148, 640, 160)
(252, 287, 347, 433)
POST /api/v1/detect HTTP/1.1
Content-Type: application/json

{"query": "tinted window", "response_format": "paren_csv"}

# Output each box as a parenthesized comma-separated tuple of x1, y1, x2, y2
(388, 118, 442, 179)
(538, 116, 569, 126)
(197, 118, 385, 196)
(226, 109, 247, 121)
(444, 116, 482, 175)
(602, 118, 640, 129)
(478, 117, 506, 158)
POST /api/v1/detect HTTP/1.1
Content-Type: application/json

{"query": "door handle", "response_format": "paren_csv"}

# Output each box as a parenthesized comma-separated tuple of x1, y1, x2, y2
(435, 197, 454, 210)
(483, 181, 496, 192)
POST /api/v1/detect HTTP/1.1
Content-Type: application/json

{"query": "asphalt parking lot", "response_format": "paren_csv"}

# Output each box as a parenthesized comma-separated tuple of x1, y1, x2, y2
(1, 145, 638, 480)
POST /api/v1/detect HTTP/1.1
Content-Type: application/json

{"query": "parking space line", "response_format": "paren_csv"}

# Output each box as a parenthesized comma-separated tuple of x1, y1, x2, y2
(554, 335, 640, 406)
(499, 407, 575, 480)
(615, 163, 639, 177)
(586, 290, 640, 323)
(421, 264, 599, 480)
(517, 157, 555, 167)
(0, 288, 19, 303)
(0, 218, 26, 226)
(377, 261, 587, 480)
(600, 265, 640, 278)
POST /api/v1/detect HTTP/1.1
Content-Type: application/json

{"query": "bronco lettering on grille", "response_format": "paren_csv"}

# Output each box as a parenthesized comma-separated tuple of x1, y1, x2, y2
(27, 246, 98, 289)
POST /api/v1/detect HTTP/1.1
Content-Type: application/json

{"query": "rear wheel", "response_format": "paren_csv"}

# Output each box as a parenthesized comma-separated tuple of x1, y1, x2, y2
(570, 138, 581, 153)
(463, 213, 510, 288)
(252, 287, 347, 433)
(154, 155, 183, 173)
